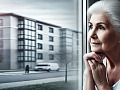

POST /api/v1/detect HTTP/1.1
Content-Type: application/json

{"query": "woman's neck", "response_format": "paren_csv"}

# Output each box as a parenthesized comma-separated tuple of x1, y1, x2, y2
(105, 45, 120, 69)
(105, 46, 120, 86)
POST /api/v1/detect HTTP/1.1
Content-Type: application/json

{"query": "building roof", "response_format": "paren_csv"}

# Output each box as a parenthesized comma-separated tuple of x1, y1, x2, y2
(0, 13, 61, 28)
(60, 28, 81, 33)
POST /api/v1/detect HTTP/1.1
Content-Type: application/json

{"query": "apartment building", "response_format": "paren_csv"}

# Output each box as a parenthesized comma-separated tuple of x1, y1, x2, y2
(60, 28, 79, 68)
(0, 13, 78, 70)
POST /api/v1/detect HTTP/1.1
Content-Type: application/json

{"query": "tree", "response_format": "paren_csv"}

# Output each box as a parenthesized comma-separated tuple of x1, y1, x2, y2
(55, 49, 73, 83)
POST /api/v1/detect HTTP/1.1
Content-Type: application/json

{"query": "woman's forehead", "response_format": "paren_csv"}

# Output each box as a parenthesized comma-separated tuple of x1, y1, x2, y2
(90, 12, 110, 24)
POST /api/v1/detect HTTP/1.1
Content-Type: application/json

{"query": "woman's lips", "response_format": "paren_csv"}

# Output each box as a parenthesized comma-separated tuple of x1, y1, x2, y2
(91, 42, 101, 45)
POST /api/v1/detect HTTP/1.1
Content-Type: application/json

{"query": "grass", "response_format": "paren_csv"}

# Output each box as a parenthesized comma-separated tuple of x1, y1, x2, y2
(2, 80, 78, 90)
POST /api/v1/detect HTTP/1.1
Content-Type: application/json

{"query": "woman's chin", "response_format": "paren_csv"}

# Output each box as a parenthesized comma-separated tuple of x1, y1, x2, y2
(91, 48, 102, 52)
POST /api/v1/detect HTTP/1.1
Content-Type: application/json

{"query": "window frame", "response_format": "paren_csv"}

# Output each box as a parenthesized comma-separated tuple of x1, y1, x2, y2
(38, 25, 43, 30)
(38, 43, 43, 49)
(38, 34, 43, 40)
(49, 36, 54, 42)
(49, 54, 54, 60)
(49, 45, 54, 51)
(37, 53, 43, 59)
(49, 27, 54, 33)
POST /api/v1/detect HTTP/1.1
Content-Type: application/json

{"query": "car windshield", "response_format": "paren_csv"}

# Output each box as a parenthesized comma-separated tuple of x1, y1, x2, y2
(37, 64, 49, 66)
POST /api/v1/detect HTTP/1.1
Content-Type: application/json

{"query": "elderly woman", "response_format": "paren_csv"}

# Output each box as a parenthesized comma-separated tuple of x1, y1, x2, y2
(83, 0, 120, 90)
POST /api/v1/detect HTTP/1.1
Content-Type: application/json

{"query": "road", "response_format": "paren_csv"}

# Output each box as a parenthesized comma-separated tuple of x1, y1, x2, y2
(0, 70, 78, 83)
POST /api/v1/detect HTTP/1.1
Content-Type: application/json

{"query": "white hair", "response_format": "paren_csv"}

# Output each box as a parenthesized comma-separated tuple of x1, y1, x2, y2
(87, 0, 120, 32)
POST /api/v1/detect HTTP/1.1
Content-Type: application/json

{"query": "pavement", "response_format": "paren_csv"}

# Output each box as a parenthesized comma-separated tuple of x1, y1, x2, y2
(0, 70, 78, 89)
(0, 71, 44, 76)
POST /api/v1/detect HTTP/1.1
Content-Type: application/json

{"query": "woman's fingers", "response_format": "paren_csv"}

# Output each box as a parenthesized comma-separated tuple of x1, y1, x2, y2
(84, 52, 103, 66)
(88, 59, 107, 88)
(88, 60, 97, 70)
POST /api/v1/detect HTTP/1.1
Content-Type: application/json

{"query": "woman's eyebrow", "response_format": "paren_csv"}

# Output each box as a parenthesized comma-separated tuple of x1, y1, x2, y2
(96, 22, 107, 26)
(88, 22, 92, 25)
(88, 21, 107, 26)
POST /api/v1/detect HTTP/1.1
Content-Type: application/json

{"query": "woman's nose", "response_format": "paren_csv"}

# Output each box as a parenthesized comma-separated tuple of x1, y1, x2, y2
(89, 28, 97, 39)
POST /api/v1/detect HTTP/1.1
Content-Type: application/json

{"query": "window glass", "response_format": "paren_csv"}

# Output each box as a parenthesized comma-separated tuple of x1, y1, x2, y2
(32, 41, 35, 46)
(25, 19, 28, 25)
(66, 30, 72, 36)
(38, 53, 43, 59)
(49, 45, 54, 51)
(32, 22, 35, 27)
(49, 27, 54, 33)
(49, 36, 54, 42)
(38, 34, 43, 40)
(25, 40, 28, 45)
(49, 54, 54, 60)
(32, 51, 35, 57)
(38, 25, 42, 30)
(38, 43, 42, 49)
(32, 32, 35, 37)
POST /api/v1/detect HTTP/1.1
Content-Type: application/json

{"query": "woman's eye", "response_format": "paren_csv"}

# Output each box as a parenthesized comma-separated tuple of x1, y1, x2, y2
(99, 25, 105, 30)
(89, 25, 93, 30)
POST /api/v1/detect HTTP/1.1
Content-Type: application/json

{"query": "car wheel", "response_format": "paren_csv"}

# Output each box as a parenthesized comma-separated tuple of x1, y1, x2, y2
(57, 68, 59, 71)
(47, 69, 51, 72)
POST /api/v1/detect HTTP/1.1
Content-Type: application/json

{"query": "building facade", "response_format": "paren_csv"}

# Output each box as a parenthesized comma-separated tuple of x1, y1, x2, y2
(60, 28, 79, 68)
(0, 13, 78, 70)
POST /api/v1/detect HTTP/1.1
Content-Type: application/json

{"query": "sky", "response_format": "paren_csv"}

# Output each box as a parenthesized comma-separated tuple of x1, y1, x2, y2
(0, 0, 78, 30)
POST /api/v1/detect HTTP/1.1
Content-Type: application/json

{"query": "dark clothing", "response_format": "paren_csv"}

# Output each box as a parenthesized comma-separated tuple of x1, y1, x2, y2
(25, 65, 29, 73)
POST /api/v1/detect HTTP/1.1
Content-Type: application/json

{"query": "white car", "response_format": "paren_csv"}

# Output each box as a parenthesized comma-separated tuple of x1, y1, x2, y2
(34, 63, 60, 72)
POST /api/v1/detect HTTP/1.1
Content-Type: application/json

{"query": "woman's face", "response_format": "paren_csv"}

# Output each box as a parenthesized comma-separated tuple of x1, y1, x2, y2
(88, 12, 119, 53)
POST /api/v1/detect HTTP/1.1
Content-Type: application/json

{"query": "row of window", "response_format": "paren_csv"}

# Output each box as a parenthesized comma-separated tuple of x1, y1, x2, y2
(18, 51, 35, 57)
(38, 25, 54, 33)
(18, 20, 36, 30)
(18, 43, 54, 51)
(18, 34, 36, 40)
(18, 40, 35, 46)
(38, 34, 54, 42)
(18, 54, 54, 61)
(38, 53, 54, 60)
(18, 45, 36, 50)
(38, 44, 54, 51)
(19, 24, 54, 34)
(18, 20, 55, 34)
(18, 56, 36, 61)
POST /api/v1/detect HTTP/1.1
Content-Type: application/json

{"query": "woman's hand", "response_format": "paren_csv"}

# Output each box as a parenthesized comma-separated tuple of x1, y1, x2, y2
(88, 57, 111, 90)
(83, 52, 103, 90)
(84, 52, 103, 71)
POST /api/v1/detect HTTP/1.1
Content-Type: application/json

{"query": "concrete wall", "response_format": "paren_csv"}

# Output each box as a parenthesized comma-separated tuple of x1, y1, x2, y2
(36, 23, 60, 63)
(10, 16, 18, 69)
(0, 16, 11, 69)
(0, 15, 18, 70)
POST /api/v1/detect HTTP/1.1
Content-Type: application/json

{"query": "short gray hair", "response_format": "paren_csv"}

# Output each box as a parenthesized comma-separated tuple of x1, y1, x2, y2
(87, 0, 120, 32)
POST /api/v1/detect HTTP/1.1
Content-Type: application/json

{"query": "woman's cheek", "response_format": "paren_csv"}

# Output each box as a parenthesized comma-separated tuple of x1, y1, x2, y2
(88, 31, 92, 42)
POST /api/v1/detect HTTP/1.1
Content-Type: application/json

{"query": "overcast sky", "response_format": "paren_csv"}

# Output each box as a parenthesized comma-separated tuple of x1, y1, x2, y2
(0, 0, 78, 30)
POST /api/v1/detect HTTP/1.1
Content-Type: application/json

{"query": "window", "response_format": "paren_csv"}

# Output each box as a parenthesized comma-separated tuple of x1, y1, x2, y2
(49, 36, 54, 42)
(49, 45, 54, 51)
(0, 40, 3, 48)
(49, 54, 54, 60)
(0, 30, 3, 38)
(38, 53, 43, 59)
(38, 43, 42, 49)
(38, 34, 43, 40)
(49, 27, 54, 33)
(24, 19, 35, 30)
(0, 19, 3, 26)
(38, 25, 42, 30)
